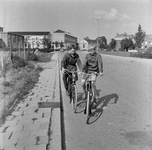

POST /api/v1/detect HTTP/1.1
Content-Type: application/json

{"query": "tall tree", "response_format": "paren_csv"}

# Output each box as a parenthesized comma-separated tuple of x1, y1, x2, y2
(109, 38, 116, 50)
(120, 38, 134, 51)
(134, 24, 146, 49)
(60, 41, 64, 48)
(42, 36, 51, 49)
(98, 36, 107, 49)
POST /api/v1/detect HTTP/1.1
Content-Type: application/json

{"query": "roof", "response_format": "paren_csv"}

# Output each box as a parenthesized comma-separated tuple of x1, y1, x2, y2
(54, 29, 77, 39)
(114, 33, 134, 40)
(79, 39, 88, 43)
(54, 29, 65, 33)
(84, 38, 96, 44)
(8, 31, 51, 36)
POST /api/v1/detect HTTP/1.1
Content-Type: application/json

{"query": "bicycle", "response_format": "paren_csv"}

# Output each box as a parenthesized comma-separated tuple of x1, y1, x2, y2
(64, 69, 79, 113)
(83, 72, 99, 123)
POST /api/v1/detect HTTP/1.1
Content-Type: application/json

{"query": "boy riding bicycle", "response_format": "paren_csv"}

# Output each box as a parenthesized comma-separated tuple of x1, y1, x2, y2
(61, 47, 82, 96)
(81, 46, 103, 109)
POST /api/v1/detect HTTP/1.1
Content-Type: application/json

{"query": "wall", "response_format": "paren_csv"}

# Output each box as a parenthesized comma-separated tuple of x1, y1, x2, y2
(52, 33, 64, 43)
(0, 32, 24, 50)
(65, 34, 77, 46)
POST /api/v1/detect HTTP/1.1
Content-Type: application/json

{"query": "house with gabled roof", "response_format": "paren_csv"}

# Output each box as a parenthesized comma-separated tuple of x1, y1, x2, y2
(114, 33, 134, 51)
(79, 37, 96, 50)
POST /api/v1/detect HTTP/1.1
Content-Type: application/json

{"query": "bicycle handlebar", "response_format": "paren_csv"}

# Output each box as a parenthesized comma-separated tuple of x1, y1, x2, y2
(81, 72, 100, 76)
(61, 69, 103, 76)
(62, 69, 80, 74)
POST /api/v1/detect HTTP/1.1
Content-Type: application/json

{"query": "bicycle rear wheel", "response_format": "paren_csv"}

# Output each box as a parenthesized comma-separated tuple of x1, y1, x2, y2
(71, 84, 78, 113)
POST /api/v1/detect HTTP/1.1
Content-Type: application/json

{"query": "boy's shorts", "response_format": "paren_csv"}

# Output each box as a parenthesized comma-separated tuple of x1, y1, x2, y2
(81, 72, 97, 82)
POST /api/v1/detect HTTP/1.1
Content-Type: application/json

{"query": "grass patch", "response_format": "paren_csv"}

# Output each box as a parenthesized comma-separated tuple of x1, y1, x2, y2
(0, 63, 43, 125)
(0, 52, 54, 125)
(27, 52, 53, 62)
(99, 47, 152, 59)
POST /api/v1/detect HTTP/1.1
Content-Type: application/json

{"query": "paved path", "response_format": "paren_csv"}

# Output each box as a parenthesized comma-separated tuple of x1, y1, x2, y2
(0, 52, 61, 150)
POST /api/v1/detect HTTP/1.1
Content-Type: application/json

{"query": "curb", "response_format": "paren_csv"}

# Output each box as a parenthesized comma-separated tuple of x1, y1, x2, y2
(49, 52, 61, 150)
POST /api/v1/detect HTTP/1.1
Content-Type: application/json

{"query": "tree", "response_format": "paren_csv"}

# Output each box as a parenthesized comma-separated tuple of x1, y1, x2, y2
(55, 41, 59, 49)
(60, 41, 64, 48)
(76, 43, 79, 50)
(134, 24, 146, 49)
(98, 36, 107, 49)
(42, 36, 51, 49)
(109, 38, 116, 50)
(120, 38, 134, 51)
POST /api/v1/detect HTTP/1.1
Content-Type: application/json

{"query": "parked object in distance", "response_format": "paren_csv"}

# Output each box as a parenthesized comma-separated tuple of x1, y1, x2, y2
(128, 50, 137, 52)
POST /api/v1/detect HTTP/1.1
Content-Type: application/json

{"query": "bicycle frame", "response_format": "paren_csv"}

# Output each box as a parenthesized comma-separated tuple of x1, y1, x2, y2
(65, 70, 78, 112)
(86, 75, 95, 98)
(67, 72, 76, 87)
(85, 74, 96, 123)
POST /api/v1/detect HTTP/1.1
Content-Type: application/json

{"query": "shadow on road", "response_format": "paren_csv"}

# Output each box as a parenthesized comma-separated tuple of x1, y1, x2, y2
(87, 93, 119, 125)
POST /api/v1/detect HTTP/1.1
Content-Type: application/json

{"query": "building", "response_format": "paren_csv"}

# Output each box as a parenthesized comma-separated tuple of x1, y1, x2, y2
(52, 29, 77, 49)
(79, 37, 96, 50)
(142, 34, 152, 48)
(8, 31, 51, 49)
(114, 33, 134, 51)
(0, 27, 3, 32)
(0, 32, 24, 50)
(79, 39, 88, 50)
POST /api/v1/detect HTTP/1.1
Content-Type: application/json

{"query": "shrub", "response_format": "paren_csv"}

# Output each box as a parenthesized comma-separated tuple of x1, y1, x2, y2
(2, 81, 12, 87)
(2, 61, 11, 75)
(35, 65, 43, 72)
(130, 47, 152, 59)
(27, 53, 39, 61)
(12, 55, 28, 68)
(37, 52, 52, 62)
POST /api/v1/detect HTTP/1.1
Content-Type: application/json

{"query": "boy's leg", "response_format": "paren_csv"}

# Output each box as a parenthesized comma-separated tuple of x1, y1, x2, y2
(92, 76, 98, 109)
(81, 74, 88, 100)
(62, 73, 69, 93)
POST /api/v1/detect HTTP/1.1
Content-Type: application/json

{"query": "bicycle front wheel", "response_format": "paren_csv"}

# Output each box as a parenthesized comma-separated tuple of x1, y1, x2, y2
(86, 91, 90, 123)
(71, 84, 78, 113)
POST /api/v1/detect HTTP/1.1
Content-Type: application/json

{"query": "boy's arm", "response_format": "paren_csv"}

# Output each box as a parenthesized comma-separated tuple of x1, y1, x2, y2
(82, 55, 88, 72)
(76, 56, 82, 71)
(98, 54, 103, 73)
(61, 54, 67, 70)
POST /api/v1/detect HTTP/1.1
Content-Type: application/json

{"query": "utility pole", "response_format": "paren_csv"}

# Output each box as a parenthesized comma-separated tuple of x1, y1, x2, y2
(92, 17, 99, 53)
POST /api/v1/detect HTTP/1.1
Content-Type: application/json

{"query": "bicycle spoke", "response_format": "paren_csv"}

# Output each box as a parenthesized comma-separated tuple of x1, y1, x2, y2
(86, 91, 90, 123)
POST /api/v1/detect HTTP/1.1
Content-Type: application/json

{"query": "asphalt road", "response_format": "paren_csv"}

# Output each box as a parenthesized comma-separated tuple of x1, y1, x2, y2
(59, 51, 152, 150)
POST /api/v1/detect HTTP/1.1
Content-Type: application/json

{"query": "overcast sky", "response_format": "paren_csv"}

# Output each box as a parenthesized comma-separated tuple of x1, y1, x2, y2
(0, 0, 151, 42)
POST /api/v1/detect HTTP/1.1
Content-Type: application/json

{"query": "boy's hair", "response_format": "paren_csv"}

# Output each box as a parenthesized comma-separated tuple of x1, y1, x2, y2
(88, 46, 96, 52)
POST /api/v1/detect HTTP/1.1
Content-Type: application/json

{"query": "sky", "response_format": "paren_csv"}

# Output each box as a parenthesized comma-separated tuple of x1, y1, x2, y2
(0, 0, 152, 43)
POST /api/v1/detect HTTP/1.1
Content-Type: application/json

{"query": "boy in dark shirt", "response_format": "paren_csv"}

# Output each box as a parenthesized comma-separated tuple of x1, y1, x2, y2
(61, 48, 82, 96)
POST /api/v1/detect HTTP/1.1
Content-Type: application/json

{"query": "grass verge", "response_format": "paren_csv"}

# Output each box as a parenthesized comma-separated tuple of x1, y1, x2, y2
(0, 52, 54, 125)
